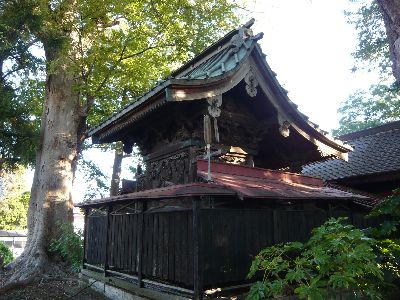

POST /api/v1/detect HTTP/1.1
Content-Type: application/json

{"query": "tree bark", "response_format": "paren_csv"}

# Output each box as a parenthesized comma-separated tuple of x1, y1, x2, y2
(377, 0, 400, 84)
(2, 52, 84, 289)
(110, 147, 123, 196)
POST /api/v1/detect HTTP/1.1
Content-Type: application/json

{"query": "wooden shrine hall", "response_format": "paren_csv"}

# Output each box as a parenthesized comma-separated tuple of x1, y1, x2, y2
(76, 20, 376, 299)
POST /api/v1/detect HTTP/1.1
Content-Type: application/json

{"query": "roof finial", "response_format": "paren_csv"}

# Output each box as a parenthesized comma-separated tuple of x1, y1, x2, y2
(243, 18, 255, 29)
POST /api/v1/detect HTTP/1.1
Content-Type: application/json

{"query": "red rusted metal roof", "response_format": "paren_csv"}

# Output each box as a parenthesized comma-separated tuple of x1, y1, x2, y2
(75, 182, 235, 207)
(196, 160, 369, 201)
(76, 161, 370, 208)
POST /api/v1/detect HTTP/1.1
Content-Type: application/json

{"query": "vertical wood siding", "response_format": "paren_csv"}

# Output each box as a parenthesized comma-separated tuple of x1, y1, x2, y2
(84, 204, 381, 290)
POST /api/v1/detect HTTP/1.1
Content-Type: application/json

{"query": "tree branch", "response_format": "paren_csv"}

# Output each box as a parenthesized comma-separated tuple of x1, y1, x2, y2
(83, 42, 174, 116)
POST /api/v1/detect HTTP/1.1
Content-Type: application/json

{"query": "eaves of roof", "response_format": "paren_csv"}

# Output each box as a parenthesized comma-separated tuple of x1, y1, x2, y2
(88, 19, 352, 157)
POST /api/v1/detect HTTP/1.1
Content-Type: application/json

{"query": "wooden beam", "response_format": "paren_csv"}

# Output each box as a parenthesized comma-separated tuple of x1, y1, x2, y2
(193, 198, 203, 300)
(82, 207, 89, 269)
(104, 205, 112, 277)
(138, 201, 145, 287)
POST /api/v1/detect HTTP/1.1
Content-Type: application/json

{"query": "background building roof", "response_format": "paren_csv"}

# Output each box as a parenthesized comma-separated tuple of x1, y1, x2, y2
(302, 120, 400, 180)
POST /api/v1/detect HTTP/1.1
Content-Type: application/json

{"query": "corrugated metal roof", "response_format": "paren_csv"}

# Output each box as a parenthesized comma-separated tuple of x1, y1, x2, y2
(303, 121, 400, 180)
(75, 182, 235, 207)
(75, 161, 370, 208)
(197, 160, 369, 201)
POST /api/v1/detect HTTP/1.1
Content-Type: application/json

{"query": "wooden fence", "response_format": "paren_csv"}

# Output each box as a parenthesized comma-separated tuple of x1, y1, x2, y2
(83, 200, 380, 298)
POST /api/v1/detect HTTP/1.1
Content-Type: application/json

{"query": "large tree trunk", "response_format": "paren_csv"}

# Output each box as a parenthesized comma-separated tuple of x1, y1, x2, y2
(377, 0, 400, 84)
(1, 54, 84, 289)
(110, 147, 123, 196)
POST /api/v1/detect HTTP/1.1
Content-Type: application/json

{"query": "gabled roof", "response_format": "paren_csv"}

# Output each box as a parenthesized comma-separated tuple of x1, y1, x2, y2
(302, 120, 400, 180)
(89, 19, 351, 159)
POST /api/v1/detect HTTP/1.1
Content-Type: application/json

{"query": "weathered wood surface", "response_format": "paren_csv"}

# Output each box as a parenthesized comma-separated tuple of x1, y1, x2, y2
(84, 204, 382, 292)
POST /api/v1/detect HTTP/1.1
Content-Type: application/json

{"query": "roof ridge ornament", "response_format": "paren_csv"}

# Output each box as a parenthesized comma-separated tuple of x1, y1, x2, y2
(229, 19, 264, 53)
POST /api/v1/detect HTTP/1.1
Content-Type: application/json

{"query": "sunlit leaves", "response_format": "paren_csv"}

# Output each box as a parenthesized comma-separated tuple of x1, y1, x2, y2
(55, 0, 243, 127)
(333, 83, 400, 136)
(0, 79, 42, 169)
(345, 0, 390, 74)
(335, 1, 399, 136)
(247, 218, 385, 300)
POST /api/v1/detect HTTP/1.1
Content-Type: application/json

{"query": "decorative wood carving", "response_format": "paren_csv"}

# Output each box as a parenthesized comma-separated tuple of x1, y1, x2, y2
(137, 150, 190, 191)
(244, 69, 258, 97)
(207, 95, 222, 118)
(207, 95, 222, 143)
(278, 115, 291, 138)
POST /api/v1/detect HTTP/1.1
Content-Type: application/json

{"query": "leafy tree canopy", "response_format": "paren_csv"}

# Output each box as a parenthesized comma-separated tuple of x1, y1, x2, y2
(334, 0, 400, 136)
(0, 0, 43, 169)
(0, 80, 42, 169)
(0, 166, 30, 230)
(333, 83, 400, 136)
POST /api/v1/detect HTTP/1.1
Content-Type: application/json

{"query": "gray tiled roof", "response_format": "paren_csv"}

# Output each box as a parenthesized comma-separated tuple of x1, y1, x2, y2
(302, 121, 400, 180)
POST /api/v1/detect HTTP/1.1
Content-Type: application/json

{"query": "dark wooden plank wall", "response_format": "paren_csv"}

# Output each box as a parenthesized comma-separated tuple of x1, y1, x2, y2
(142, 210, 193, 286)
(86, 215, 107, 266)
(201, 209, 274, 286)
(200, 208, 382, 288)
(84, 205, 382, 290)
(85, 207, 194, 287)
(108, 213, 140, 273)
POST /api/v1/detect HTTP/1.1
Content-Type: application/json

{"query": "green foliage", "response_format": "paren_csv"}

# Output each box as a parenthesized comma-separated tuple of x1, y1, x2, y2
(370, 188, 400, 218)
(345, 0, 390, 75)
(247, 218, 385, 300)
(0, 166, 30, 230)
(333, 84, 400, 136)
(369, 188, 400, 236)
(0, 241, 13, 267)
(0, 191, 29, 230)
(78, 153, 109, 201)
(48, 223, 83, 272)
(0, 0, 42, 169)
(367, 188, 400, 286)
(0, 81, 41, 169)
(335, 1, 399, 136)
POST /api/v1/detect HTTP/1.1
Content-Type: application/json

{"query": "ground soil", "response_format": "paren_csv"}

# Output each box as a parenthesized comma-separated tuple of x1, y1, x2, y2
(0, 267, 108, 300)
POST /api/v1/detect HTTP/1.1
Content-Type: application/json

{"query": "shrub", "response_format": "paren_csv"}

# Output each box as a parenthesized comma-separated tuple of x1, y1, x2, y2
(48, 223, 83, 272)
(247, 218, 385, 300)
(368, 188, 400, 289)
(0, 241, 13, 267)
(0, 191, 30, 230)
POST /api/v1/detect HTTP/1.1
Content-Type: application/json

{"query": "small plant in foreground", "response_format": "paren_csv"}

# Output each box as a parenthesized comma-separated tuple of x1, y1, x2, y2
(48, 222, 83, 272)
(0, 241, 14, 267)
(247, 218, 385, 300)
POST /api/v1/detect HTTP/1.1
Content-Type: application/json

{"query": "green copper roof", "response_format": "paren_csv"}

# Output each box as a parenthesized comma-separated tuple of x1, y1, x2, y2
(177, 38, 256, 79)
(88, 19, 352, 158)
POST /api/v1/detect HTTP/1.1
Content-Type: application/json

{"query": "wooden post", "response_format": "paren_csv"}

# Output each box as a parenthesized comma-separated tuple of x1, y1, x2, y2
(138, 201, 145, 287)
(193, 198, 203, 300)
(273, 209, 278, 244)
(104, 205, 112, 277)
(82, 207, 89, 269)
(328, 203, 332, 218)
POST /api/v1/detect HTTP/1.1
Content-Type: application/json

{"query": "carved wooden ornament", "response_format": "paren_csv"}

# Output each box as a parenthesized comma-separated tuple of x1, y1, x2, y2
(207, 95, 223, 143)
(207, 95, 222, 118)
(278, 115, 291, 138)
(245, 69, 258, 97)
